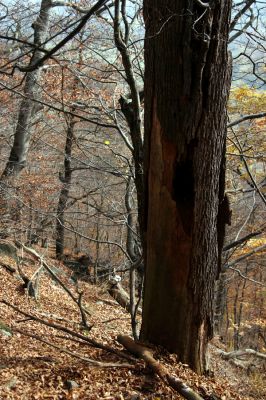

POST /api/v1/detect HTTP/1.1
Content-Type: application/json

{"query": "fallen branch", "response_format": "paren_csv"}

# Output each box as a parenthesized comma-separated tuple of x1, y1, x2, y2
(13, 327, 131, 368)
(1, 300, 135, 362)
(117, 335, 204, 400)
(16, 242, 92, 328)
(34, 311, 80, 326)
(108, 282, 142, 316)
(218, 348, 266, 361)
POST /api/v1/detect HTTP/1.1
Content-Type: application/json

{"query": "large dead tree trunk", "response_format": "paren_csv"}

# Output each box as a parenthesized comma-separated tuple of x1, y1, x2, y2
(141, 1, 232, 374)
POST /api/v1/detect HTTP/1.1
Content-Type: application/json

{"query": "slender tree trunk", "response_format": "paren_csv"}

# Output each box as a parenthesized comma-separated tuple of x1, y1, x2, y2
(1, 0, 53, 178)
(233, 284, 240, 350)
(214, 272, 227, 335)
(114, 0, 144, 238)
(55, 38, 85, 258)
(0, 1, 54, 236)
(55, 115, 75, 258)
(125, 177, 140, 340)
(141, 0, 232, 374)
(233, 264, 248, 350)
(94, 194, 103, 284)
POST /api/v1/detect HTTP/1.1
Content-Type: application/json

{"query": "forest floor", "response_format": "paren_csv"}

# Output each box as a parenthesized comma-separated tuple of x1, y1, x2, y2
(0, 242, 265, 400)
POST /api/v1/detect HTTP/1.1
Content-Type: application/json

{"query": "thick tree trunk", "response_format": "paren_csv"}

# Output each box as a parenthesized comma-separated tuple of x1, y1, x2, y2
(141, 1, 232, 374)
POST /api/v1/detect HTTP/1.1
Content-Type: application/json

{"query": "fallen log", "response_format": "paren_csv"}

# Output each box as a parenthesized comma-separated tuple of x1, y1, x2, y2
(117, 335, 204, 400)
(218, 348, 266, 360)
(107, 282, 142, 316)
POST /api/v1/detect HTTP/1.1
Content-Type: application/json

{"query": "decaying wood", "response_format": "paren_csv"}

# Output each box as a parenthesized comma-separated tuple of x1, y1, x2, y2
(216, 348, 266, 370)
(12, 327, 131, 368)
(117, 335, 204, 400)
(2, 300, 135, 363)
(17, 263, 36, 298)
(141, 0, 232, 373)
(107, 282, 142, 316)
(218, 348, 266, 360)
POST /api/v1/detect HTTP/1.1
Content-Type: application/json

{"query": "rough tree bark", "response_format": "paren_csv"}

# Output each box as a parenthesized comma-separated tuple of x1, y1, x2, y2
(141, 0, 232, 374)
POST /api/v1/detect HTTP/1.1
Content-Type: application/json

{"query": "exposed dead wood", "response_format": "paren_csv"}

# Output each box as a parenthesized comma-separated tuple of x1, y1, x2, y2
(218, 348, 266, 360)
(1, 300, 136, 363)
(12, 327, 131, 368)
(17, 263, 36, 298)
(107, 282, 142, 316)
(117, 335, 204, 400)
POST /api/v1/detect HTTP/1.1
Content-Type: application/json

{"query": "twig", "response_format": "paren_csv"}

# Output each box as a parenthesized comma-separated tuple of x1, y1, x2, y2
(227, 112, 266, 128)
(15, 0, 110, 72)
(230, 0, 256, 32)
(78, 290, 91, 330)
(227, 266, 265, 286)
(36, 311, 80, 326)
(223, 230, 263, 251)
(224, 244, 266, 268)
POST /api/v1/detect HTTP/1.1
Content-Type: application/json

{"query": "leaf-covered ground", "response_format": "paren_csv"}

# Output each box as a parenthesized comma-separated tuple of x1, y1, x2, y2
(0, 245, 264, 400)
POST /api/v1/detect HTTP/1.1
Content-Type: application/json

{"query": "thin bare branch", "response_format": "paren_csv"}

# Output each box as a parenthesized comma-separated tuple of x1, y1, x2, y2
(15, 0, 110, 72)
(13, 327, 131, 367)
(230, 0, 256, 32)
(223, 231, 263, 251)
(1, 300, 135, 362)
(227, 266, 265, 286)
(227, 112, 266, 128)
(194, 0, 210, 8)
(225, 244, 266, 268)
